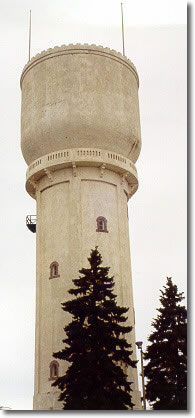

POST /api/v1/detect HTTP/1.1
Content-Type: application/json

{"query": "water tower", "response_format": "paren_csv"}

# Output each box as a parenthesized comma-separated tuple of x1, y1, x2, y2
(20, 44, 142, 410)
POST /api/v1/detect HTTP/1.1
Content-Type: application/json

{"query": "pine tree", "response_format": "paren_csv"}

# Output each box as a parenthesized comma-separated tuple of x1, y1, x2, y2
(144, 277, 187, 410)
(52, 247, 137, 410)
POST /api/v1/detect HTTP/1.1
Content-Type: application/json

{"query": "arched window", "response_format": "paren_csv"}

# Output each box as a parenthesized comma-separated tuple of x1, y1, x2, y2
(49, 261, 60, 279)
(96, 216, 108, 233)
(49, 360, 59, 381)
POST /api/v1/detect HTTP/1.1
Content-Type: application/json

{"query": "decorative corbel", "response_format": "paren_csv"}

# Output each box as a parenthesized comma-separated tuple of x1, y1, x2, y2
(29, 177, 37, 189)
(72, 162, 77, 177)
(121, 172, 128, 185)
(44, 168, 53, 182)
(29, 177, 37, 196)
(129, 184, 137, 197)
(100, 164, 106, 178)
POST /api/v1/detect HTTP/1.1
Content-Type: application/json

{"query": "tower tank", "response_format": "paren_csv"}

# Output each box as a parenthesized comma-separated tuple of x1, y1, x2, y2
(20, 44, 142, 410)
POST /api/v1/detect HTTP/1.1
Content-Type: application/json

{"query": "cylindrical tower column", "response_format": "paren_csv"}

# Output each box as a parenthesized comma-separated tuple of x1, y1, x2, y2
(20, 45, 142, 410)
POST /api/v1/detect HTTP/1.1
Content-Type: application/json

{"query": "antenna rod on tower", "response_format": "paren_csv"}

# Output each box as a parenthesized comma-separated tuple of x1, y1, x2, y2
(28, 10, 31, 61)
(121, 2, 125, 56)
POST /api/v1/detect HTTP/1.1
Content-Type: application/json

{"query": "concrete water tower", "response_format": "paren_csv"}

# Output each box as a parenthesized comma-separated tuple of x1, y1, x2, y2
(20, 44, 142, 410)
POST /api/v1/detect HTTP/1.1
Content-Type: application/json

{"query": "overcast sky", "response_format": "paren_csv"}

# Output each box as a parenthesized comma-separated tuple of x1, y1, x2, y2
(0, 0, 187, 412)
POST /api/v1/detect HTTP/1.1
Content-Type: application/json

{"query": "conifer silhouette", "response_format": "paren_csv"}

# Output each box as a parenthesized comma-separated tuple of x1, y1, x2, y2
(144, 277, 187, 410)
(52, 247, 137, 410)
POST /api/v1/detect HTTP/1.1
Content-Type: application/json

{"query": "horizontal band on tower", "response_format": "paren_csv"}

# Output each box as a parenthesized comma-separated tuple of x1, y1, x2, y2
(26, 147, 138, 198)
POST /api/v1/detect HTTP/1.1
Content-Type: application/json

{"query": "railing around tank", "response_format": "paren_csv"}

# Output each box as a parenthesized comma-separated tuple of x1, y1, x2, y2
(27, 148, 137, 176)
(26, 215, 36, 233)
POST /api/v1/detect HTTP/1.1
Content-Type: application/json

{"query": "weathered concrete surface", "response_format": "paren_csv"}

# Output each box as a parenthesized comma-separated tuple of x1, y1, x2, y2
(21, 44, 141, 166)
(20, 44, 142, 410)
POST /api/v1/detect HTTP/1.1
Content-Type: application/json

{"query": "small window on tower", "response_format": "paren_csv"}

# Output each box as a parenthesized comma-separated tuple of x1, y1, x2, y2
(49, 262, 60, 279)
(49, 360, 59, 380)
(96, 217, 108, 233)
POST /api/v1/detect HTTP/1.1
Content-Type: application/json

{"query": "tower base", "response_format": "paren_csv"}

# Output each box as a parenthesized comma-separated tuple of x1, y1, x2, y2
(33, 391, 62, 410)
(33, 390, 142, 411)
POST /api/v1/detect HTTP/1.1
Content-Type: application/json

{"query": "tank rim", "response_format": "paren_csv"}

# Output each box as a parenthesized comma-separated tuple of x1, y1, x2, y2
(20, 43, 139, 88)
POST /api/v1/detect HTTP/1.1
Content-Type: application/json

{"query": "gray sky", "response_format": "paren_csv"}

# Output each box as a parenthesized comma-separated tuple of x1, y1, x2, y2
(0, 0, 187, 411)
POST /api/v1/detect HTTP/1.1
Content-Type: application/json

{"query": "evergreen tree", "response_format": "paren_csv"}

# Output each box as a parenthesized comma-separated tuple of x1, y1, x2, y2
(52, 247, 137, 410)
(144, 277, 187, 410)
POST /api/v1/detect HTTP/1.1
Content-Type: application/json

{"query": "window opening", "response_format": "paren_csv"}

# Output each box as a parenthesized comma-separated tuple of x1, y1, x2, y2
(49, 262, 60, 279)
(49, 360, 59, 380)
(96, 217, 108, 233)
